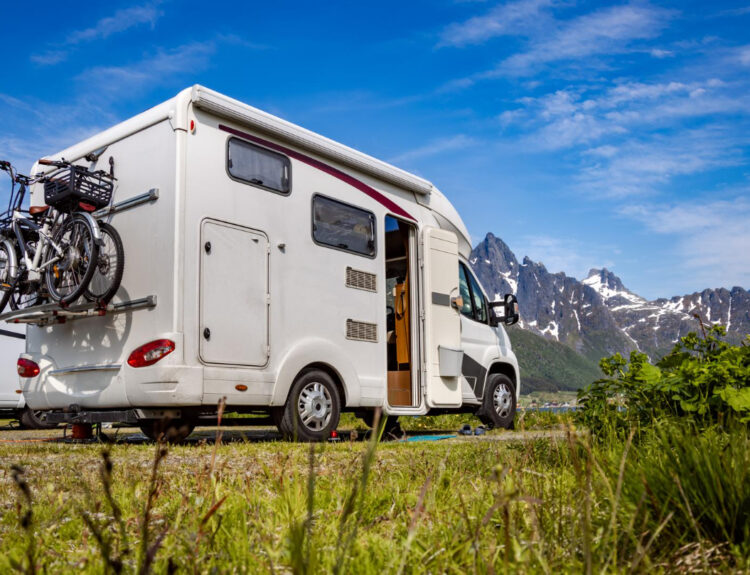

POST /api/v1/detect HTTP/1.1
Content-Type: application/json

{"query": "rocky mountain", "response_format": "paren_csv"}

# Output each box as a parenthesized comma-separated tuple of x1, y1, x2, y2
(469, 233, 750, 390)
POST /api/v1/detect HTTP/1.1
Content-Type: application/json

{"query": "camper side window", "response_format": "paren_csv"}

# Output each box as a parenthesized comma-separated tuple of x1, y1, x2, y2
(312, 195, 376, 257)
(227, 137, 290, 194)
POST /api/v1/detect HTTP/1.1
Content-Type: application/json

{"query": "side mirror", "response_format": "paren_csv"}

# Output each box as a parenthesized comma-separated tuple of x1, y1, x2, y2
(489, 294, 520, 327)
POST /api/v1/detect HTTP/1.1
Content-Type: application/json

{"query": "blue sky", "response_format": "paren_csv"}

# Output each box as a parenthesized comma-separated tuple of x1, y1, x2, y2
(1, 0, 748, 299)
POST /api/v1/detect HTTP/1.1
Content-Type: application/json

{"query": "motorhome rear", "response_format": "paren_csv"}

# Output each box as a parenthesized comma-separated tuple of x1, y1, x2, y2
(17, 86, 520, 441)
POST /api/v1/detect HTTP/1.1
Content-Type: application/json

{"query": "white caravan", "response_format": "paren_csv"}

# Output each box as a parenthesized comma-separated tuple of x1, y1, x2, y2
(0, 321, 53, 428)
(13, 86, 520, 441)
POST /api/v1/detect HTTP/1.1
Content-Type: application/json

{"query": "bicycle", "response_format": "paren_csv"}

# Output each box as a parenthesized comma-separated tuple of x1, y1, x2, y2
(0, 159, 110, 313)
(37, 159, 124, 306)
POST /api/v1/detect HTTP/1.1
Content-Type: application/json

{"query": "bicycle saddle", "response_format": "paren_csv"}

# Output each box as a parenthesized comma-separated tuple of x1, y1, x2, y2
(29, 205, 49, 215)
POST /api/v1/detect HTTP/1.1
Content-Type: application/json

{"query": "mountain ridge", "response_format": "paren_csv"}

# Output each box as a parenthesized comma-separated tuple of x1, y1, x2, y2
(469, 233, 750, 390)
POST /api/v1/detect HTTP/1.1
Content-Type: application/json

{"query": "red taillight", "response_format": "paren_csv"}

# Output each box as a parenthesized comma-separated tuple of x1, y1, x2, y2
(127, 339, 175, 368)
(18, 358, 40, 378)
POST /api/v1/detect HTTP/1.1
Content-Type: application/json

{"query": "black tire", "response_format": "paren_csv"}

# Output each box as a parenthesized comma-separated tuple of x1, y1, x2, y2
(277, 369, 341, 442)
(0, 242, 16, 314)
(9, 273, 44, 311)
(45, 214, 99, 305)
(477, 374, 516, 430)
(18, 407, 57, 430)
(138, 418, 196, 443)
(84, 222, 124, 304)
(357, 410, 401, 433)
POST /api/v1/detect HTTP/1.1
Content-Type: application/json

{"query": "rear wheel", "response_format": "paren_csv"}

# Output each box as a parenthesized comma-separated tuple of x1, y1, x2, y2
(0, 242, 16, 314)
(477, 374, 516, 430)
(277, 369, 341, 442)
(18, 407, 57, 430)
(84, 222, 124, 304)
(138, 418, 196, 443)
(45, 215, 99, 305)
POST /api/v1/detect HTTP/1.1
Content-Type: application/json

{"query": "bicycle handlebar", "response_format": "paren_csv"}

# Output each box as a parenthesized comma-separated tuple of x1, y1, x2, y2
(38, 158, 64, 166)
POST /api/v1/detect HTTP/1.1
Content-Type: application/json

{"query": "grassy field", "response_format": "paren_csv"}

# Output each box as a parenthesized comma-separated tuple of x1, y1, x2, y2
(2, 412, 746, 574)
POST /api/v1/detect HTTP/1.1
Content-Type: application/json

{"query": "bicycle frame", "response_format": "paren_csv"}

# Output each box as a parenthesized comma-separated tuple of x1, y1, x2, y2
(10, 210, 65, 278)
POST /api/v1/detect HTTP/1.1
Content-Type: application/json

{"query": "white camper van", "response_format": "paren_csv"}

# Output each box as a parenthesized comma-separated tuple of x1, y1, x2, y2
(0, 321, 54, 428)
(11, 86, 520, 441)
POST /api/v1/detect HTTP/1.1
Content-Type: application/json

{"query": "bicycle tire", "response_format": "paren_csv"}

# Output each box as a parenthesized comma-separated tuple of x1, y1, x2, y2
(84, 222, 124, 304)
(8, 275, 44, 311)
(0, 242, 15, 314)
(45, 214, 100, 305)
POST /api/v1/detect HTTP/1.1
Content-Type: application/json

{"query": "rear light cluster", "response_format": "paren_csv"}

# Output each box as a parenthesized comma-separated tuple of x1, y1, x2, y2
(17, 358, 40, 378)
(127, 339, 175, 368)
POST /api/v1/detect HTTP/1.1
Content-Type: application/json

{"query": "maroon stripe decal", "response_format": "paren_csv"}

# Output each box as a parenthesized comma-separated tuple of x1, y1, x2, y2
(219, 124, 416, 221)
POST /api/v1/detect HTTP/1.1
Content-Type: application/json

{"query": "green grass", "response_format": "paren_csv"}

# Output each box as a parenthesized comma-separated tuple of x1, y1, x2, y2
(2, 418, 746, 573)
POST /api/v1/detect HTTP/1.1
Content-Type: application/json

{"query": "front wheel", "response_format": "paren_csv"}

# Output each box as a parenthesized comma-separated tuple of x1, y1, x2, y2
(277, 369, 341, 441)
(477, 374, 516, 430)
(45, 215, 100, 305)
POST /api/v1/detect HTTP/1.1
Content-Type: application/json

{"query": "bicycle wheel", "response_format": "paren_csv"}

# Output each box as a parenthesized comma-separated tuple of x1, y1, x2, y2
(0, 242, 16, 314)
(45, 214, 99, 305)
(9, 241, 44, 311)
(84, 222, 124, 304)
(8, 274, 44, 310)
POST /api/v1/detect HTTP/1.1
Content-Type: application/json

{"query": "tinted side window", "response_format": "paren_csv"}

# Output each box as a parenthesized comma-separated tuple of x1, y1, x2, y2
(468, 270, 488, 323)
(458, 263, 474, 319)
(228, 137, 290, 194)
(312, 195, 376, 257)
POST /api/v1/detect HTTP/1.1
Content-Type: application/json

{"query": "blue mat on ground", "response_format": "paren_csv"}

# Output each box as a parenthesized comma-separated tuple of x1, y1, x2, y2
(402, 434, 456, 442)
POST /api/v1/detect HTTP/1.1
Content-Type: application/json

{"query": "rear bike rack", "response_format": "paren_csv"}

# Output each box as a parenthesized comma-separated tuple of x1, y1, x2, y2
(0, 295, 156, 327)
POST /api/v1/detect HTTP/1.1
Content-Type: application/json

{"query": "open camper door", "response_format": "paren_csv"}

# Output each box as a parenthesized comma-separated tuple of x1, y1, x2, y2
(422, 227, 463, 408)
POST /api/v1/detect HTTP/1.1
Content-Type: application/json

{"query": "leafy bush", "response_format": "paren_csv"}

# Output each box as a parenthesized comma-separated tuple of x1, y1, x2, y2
(577, 325, 750, 436)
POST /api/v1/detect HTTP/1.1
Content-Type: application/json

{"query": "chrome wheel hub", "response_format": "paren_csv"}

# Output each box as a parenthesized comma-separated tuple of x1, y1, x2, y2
(493, 383, 512, 418)
(297, 381, 332, 431)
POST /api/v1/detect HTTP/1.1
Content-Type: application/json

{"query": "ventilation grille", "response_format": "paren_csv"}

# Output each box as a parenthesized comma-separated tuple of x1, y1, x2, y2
(346, 267, 377, 292)
(346, 319, 377, 342)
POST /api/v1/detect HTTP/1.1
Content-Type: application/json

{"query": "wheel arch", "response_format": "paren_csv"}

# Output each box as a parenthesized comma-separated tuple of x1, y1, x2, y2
(486, 362, 520, 399)
(273, 338, 359, 407)
(294, 362, 347, 407)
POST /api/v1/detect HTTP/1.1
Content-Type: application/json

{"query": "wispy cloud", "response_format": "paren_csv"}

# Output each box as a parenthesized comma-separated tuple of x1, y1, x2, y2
(76, 41, 216, 97)
(493, 4, 672, 76)
(514, 234, 616, 278)
(31, 3, 164, 66)
(621, 196, 750, 290)
(66, 4, 162, 44)
(438, 0, 554, 48)
(388, 135, 476, 165)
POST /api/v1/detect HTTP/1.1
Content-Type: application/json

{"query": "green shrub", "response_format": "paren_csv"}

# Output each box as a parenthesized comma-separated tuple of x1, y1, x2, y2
(577, 325, 750, 436)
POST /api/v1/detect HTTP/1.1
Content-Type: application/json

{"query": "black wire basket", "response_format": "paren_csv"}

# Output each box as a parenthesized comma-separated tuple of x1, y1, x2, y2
(43, 165, 114, 210)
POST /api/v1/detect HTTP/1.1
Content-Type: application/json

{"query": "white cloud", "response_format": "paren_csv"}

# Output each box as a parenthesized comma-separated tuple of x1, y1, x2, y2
(490, 4, 672, 76)
(76, 42, 215, 97)
(620, 197, 750, 290)
(66, 4, 161, 44)
(31, 3, 163, 65)
(388, 135, 476, 164)
(576, 130, 743, 198)
(514, 234, 616, 278)
(438, 0, 554, 47)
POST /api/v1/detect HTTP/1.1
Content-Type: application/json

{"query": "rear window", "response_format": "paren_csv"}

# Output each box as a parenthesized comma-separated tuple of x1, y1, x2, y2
(312, 195, 376, 257)
(227, 137, 290, 194)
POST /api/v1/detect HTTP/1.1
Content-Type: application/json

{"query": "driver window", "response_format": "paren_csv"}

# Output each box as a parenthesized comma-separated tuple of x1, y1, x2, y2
(468, 271, 488, 323)
(458, 263, 474, 319)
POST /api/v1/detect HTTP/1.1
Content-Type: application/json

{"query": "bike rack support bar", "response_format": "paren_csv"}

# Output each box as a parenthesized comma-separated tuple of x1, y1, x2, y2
(0, 295, 157, 325)
(93, 188, 159, 219)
